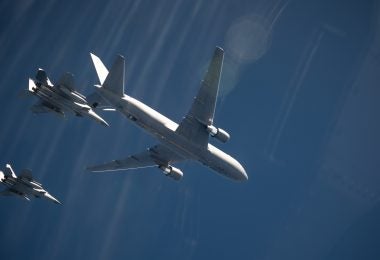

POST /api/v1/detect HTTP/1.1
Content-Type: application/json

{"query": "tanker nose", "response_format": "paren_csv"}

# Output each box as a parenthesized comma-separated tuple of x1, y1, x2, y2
(227, 159, 248, 182)
(236, 164, 248, 181)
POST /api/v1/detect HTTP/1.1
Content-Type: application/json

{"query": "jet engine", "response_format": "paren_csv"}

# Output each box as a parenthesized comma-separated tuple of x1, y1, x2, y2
(206, 125, 230, 143)
(159, 165, 183, 181)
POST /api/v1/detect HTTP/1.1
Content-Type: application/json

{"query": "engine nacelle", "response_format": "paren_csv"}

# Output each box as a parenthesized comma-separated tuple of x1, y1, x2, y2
(159, 165, 183, 181)
(207, 125, 230, 143)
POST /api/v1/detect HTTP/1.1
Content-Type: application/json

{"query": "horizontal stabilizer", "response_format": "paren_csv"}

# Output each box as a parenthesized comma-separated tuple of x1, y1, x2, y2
(90, 53, 109, 85)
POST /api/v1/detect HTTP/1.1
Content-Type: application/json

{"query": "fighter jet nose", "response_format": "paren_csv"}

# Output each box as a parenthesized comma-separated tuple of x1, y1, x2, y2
(101, 120, 109, 127)
(52, 198, 62, 205)
(88, 109, 109, 126)
(97, 118, 109, 127)
(45, 192, 61, 205)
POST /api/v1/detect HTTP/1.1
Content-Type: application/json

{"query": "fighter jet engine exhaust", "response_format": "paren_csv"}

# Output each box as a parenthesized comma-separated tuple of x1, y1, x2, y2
(207, 125, 230, 143)
(159, 165, 183, 181)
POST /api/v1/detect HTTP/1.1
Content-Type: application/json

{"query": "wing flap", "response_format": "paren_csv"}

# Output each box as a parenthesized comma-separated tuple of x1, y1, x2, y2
(175, 47, 224, 146)
(189, 46, 224, 125)
(87, 145, 183, 172)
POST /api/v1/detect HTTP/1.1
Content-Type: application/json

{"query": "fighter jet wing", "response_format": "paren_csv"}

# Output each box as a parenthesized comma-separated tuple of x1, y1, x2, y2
(57, 72, 75, 91)
(87, 144, 184, 172)
(30, 104, 51, 113)
(175, 47, 224, 146)
(30, 101, 54, 113)
(0, 189, 15, 196)
(30, 100, 66, 117)
(18, 169, 33, 181)
(1, 183, 27, 197)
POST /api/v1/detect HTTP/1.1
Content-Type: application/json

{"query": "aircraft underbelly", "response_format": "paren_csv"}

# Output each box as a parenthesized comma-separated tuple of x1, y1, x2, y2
(34, 88, 67, 110)
(123, 99, 245, 180)
(35, 86, 82, 114)
(99, 92, 246, 181)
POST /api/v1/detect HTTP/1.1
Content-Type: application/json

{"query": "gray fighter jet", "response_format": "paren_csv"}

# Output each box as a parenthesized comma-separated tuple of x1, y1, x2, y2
(87, 47, 248, 181)
(0, 164, 61, 204)
(27, 68, 109, 126)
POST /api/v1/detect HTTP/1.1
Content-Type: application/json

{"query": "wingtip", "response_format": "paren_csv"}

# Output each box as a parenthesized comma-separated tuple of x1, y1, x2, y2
(86, 166, 105, 172)
(85, 165, 96, 172)
(90, 52, 100, 61)
(215, 46, 224, 53)
(52, 198, 62, 205)
(117, 54, 125, 60)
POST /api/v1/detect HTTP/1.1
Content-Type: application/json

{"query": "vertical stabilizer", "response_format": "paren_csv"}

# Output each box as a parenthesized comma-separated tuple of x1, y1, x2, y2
(35, 69, 52, 85)
(28, 78, 37, 92)
(101, 55, 125, 96)
(36, 69, 48, 83)
(4, 164, 17, 178)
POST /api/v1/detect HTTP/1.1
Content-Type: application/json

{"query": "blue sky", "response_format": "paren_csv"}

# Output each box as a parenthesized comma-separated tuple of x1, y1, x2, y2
(0, 0, 379, 259)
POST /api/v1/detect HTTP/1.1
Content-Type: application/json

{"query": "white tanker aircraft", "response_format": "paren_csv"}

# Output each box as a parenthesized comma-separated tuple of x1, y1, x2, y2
(87, 47, 248, 182)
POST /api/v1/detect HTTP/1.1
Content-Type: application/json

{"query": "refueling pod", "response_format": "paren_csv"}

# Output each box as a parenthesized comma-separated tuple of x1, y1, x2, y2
(207, 125, 230, 143)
